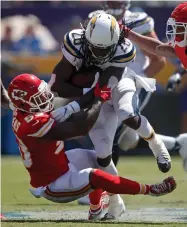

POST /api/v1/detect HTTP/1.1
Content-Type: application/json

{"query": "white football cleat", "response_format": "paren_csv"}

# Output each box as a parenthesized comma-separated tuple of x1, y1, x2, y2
(149, 135, 171, 173)
(104, 195, 125, 220)
(176, 133, 187, 171)
(78, 195, 90, 205)
(88, 192, 109, 220)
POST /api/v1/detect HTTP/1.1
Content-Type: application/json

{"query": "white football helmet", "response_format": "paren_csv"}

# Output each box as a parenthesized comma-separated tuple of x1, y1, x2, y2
(85, 13, 120, 64)
(102, 1, 131, 18)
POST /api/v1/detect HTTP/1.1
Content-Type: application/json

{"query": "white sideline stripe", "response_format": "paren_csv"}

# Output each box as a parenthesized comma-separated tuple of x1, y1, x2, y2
(3, 208, 187, 223)
(28, 118, 54, 137)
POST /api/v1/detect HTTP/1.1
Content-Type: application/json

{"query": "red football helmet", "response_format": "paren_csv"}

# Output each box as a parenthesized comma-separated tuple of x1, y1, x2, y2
(166, 2, 187, 68)
(101, 1, 131, 20)
(8, 74, 54, 113)
(166, 2, 187, 47)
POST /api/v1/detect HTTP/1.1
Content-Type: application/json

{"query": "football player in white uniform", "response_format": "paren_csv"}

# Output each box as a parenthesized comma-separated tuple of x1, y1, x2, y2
(86, 0, 187, 170)
(50, 13, 171, 219)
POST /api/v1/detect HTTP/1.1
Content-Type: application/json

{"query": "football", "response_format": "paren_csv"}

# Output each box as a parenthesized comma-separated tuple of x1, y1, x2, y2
(70, 66, 101, 88)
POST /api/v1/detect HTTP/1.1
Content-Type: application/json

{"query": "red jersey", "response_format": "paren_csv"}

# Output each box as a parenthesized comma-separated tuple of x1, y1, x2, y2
(12, 109, 69, 188)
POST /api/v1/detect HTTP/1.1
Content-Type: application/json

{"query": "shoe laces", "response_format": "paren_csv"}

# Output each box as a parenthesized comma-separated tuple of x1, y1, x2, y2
(157, 149, 171, 162)
(101, 192, 109, 208)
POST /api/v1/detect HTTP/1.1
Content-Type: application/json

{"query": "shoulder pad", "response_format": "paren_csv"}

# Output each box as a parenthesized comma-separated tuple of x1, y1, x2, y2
(125, 11, 148, 23)
(111, 40, 136, 64)
(125, 11, 154, 35)
(88, 10, 106, 19)
(63, 29, 84, 58)
(20, 113, 55, 138)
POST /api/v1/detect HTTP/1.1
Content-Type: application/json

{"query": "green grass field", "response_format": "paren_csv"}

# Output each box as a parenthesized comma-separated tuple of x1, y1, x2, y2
(2, 155, 187, 227)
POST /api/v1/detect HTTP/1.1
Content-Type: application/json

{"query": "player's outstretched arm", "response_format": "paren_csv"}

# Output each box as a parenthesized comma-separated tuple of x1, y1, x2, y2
(127, 30, 176, 58)
(156, 44, 176, 58)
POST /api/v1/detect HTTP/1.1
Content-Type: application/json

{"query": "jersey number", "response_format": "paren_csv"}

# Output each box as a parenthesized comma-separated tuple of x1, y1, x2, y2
(15, 137, 64, 169)
(16, 135, 33, 168)
(12, 117, 21, 132)
(72, 33, 84, 45)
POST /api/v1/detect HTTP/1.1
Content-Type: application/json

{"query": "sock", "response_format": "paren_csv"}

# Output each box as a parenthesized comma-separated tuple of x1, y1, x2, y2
(90, 169, 150, 195)
(89, 189, 103, 208)
(136, 115, 154, 139)
(157, 134, 176, 150)
(135, 116, 170, 160)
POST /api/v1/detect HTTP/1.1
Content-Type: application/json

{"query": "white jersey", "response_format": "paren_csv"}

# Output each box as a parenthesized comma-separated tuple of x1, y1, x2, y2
(124, 10, 154, 76)
(61, 29, 136, 71)
(88, 10, 154, 76)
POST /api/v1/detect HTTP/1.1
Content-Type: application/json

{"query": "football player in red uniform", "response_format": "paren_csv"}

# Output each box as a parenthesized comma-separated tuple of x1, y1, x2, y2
(6, 73, 176, 220)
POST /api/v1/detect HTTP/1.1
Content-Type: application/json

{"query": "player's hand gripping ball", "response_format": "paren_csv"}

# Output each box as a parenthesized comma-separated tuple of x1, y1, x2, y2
(70, 66, 102, 88)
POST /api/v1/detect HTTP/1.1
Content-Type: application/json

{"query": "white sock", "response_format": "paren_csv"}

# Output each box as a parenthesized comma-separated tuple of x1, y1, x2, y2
(136, 115, 153, 139)
(136, 116, 170, 160)
(157, 134, 176, 150)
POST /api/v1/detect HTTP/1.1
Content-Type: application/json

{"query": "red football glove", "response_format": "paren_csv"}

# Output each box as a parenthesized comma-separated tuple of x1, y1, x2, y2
(119, 24, 131, 38)
(94, 82, 111, 102)
(119, 17, 133, 38)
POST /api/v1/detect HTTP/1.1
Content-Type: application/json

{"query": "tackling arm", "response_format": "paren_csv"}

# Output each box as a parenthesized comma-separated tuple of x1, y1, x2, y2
(43, 97, 103, 141)
(140, 31, 166, 77)
(128, 30, 176, 58)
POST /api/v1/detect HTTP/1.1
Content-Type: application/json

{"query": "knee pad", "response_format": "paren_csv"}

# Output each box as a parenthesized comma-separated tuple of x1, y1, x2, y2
(97, 155, 112, 167)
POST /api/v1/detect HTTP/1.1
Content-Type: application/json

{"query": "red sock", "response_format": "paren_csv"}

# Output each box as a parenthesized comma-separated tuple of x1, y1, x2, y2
(89, 189, 103, 212)
(89, 189, 103, 205)
(90, 169, 150, 195)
